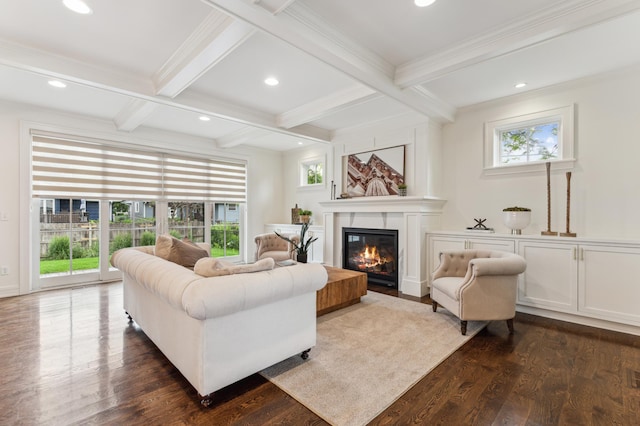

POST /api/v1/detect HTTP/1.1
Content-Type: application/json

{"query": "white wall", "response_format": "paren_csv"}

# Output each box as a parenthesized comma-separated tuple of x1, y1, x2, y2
(280, 118, 444, 229)
(441, 66, 640, 239)
(0, 99, 284, 297)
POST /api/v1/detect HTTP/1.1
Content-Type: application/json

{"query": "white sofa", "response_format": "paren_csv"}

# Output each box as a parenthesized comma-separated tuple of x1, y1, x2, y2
(110, 245, 328, 405)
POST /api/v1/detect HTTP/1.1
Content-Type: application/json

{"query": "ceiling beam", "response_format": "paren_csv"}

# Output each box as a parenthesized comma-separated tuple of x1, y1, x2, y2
(114, 99, 158, 132)
(0, 39, 329, 143)
(154, 10, 255, 98)
(395, 0, 640, 88)
(277, 84, 379, 129)
(201, 0, 456, 122)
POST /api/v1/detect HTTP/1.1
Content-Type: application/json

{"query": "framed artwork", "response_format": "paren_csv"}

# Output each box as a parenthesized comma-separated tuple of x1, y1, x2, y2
(345, 145, 405, 197)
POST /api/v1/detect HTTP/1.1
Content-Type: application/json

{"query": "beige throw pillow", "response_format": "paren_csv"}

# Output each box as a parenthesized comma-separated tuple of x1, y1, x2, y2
(193, 257, 275, 277)
(194, 258, 234, 277)
(155, 234, 209, 269)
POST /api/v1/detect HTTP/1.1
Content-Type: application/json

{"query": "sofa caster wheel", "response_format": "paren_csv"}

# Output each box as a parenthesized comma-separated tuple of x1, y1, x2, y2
(300, 349, 311, 360)
(432, 301, 438, 312)
(199, 393, 214, 407)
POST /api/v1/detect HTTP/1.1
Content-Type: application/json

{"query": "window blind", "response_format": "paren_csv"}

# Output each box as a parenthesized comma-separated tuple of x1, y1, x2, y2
(31, 133, 246, 202)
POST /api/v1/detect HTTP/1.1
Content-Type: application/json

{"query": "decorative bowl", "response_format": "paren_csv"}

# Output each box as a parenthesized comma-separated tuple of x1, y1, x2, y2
(502, 211, 531, 234)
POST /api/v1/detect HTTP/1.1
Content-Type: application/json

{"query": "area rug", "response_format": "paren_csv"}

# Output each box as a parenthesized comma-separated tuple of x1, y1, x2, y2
(260, 291, 486, 426)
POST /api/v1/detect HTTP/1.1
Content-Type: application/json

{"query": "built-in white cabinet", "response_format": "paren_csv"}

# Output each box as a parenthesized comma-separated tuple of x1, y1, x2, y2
(578, 244, 640, 326)
(263, 224, 324, 263)
(517, 241, 577, 313)
(426, 231, 640, 335)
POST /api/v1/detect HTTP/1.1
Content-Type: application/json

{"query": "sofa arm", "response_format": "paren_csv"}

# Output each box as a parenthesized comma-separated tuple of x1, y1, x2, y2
(470, 254, 526, 276)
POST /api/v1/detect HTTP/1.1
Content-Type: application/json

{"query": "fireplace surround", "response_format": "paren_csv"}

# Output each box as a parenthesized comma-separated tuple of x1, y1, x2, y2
(342, 227, 398, 287)
(319, 196, 446, 297)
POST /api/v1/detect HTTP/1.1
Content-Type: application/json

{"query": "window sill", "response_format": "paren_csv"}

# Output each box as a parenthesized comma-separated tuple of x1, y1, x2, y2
(297, 184, 326, 191)
(483, 159, 575, 176)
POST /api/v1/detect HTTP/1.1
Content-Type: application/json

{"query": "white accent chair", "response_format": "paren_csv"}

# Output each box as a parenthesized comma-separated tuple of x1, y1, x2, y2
(254, 233, 299, 262)
(430, 250, 526, 335)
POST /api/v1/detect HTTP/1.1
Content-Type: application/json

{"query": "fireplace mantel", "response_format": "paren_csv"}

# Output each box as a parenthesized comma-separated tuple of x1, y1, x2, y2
(319, 196, 446, 213)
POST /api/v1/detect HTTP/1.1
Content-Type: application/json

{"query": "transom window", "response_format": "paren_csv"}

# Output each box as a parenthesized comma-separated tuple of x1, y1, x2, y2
(484, 105, 575, 175)
(499, 121, 559, 164)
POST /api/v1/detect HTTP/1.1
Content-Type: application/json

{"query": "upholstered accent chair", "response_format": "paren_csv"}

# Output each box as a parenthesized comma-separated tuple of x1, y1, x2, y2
(430, 249, 527, 335)
(254, 233, 300, 262)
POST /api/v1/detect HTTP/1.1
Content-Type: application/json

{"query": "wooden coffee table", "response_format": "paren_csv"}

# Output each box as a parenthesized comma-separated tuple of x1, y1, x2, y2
(317, 266, 368, 316)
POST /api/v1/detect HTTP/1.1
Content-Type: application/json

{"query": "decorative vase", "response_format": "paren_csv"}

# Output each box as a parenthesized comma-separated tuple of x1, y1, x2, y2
(300, 215, 310, 224)
(502, 211, 531, 235)
(398, 188, 407, 196)
(296, 253, 308, 263)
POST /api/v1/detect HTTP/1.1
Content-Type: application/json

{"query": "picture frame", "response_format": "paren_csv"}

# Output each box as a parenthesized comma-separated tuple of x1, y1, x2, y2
(345, 145, 405, 197)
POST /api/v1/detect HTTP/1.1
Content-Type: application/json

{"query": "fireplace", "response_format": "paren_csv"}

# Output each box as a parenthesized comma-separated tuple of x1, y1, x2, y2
(342, 227, 398, 288)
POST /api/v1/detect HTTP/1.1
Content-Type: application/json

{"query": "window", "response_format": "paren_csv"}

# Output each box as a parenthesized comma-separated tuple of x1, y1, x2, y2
(484, 105, 575, 175)
(29, 130, 247, 289)
(300, 156, 324, 187)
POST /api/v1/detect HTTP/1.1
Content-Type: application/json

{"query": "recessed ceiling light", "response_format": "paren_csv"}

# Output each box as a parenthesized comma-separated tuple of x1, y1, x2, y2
(298, 141, 303, 145)
(63, 0, 93, 15)
(199, 116, 211, 122)
(48, 80, 67, 88)
(515, 82, 527, 88)
(264, 77, 279, 86)
(415, 0, 436, 7)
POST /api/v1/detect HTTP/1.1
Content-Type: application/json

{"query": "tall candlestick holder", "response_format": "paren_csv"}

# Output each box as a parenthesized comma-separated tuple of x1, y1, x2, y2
(560, 171, 577, 237)
(542, 162, 558, 236)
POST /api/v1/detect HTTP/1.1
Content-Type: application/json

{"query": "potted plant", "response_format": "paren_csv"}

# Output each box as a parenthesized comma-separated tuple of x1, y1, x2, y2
(299, 209, 312, 224)
(502, 206, 531, 234)
(275, 222, 318, 263)
(397, 183, 407, 196)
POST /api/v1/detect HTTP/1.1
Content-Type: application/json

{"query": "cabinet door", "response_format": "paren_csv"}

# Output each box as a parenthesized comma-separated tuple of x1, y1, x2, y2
(517, 241, 578, 312)
(578, 245, 640, 326)
(467, 238, 515, 253)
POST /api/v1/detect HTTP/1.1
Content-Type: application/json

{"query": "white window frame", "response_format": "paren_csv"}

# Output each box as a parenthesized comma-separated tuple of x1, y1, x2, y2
(483, 105, 575, 175)
(299, 156, 325, 189)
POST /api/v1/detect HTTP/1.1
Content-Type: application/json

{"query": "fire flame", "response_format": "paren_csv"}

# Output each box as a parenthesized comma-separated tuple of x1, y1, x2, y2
(363, 245, 379, 261)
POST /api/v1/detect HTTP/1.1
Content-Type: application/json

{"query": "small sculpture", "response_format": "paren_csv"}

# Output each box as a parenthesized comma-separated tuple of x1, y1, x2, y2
(472, 218, 488, 230)
(542, 162, 558, 236)
(560, 172, 576, 237)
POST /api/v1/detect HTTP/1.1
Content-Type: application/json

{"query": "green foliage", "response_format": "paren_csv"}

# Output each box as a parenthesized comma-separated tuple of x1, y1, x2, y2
(210, 224, 240, 252)
(299, 210, 312, 216)
(47, 237, 97, 260)
(140, 231, 156, 246)
(501, 124, 558, 163)
(275, 223, 318, 255)
(109, 233, 132, 254)
(306, 163, 323, 184)
(503, 206, 531, 212)
(169, 229, 182, 239)
(48, 236, 70, 260)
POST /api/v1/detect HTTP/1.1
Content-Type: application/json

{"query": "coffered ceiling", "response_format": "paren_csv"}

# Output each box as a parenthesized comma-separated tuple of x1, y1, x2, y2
(1, 0, 639, 151)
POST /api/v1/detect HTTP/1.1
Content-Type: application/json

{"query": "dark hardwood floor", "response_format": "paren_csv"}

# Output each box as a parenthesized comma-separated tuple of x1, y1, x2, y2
(1, 281, 639, 425)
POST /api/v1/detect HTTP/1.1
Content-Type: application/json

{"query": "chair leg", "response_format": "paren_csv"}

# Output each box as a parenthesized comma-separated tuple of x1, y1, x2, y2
(506, 318, 514, 334)
(432, 301, 438, 312)
(460, 320, 467, 335)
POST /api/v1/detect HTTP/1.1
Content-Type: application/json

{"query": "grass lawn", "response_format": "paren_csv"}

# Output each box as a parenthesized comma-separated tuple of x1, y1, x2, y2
(40, 248, 239, 274)
(40, 257, 99, 274)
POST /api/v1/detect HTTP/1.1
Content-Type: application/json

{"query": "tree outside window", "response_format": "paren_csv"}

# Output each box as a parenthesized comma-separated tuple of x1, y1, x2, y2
(500, 122, 558, 164)
(300, 157, 324, 187)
